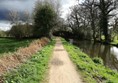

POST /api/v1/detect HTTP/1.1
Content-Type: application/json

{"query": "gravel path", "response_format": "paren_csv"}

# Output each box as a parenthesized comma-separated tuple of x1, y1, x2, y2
(49, 38, 83, 83)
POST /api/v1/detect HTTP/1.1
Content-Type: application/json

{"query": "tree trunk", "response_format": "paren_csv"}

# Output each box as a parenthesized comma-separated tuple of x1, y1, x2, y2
(102, 16, 110, 43)
(91, 20, 96, 41)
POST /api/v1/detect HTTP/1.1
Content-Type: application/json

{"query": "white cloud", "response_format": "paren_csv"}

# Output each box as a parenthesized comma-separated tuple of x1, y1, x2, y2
(0, 21, 11, 31)
(61, 0, 77, 19)
(0, 0, 37, 12)
(61, 0, 83, 19)
(0, 0, 82, 31)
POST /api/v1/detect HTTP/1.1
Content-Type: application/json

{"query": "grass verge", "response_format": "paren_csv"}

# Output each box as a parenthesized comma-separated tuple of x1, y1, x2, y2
(2, 39, 55, 83)
(62, 39, 118, 83)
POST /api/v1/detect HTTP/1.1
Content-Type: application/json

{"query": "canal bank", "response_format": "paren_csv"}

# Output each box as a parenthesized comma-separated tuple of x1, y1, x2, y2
(62, 38, 118, 83)
(68, 39, 118, 71)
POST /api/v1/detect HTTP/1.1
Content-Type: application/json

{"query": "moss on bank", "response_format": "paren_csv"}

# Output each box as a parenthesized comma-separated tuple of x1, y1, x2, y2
(62, 39, 118, 83)
(3, 40, 55, 83)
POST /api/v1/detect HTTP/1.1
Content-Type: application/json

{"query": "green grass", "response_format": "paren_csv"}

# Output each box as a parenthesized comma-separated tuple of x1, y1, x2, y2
(111, 40, 118, 45)
(0, 38, 33, 54)
(111, 36, 118, 45)
(62, 39, 118, 83)
(100, 35, 118, 45)
(3, 39, 55, 83)
(101, 35, 118, 45)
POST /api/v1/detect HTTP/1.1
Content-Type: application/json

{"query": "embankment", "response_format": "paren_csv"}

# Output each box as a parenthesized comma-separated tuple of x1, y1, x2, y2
(62, 39, 118, 83)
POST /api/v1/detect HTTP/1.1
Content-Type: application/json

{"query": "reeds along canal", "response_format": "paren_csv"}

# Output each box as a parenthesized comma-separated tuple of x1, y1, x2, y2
(69, 39, 118, 71)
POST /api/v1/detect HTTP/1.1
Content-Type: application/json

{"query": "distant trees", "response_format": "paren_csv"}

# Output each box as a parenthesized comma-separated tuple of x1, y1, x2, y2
(98, 0, 118, 42)
(67, 4, 95, 40)
(9, 24, 33, 38)
(8, 10, 20, 25)
(8, 10, 22, 38)
(7, 0, 62, 39)
(67, 6, 84, 39)
(111, 17, 118, 40)
(8, 10, 33, 38)
(67, 0, 118, 43)
(0, 30, 6, 37)
(82, 0, 99, 41)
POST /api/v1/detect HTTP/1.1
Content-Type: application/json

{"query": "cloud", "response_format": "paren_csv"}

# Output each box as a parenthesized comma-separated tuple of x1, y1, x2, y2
(0, 0, 37, 12)
(0, 0, 78, 19)
(0, 0, 79, 30)
(0, 21, 12, 31)
(61, 0, 77, 19)
(0, 0, 37, 30)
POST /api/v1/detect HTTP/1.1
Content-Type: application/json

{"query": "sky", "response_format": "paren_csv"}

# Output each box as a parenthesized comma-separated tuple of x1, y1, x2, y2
(61, 0, 78, 18)
(0, 21, 12, 31)
(0, 0, 79, 31)
(0, 0, 79, 19)
(0, 0, 36, 12)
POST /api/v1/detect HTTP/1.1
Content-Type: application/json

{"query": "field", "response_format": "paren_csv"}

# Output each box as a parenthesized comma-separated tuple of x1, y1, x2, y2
(0, 38, 33, 55)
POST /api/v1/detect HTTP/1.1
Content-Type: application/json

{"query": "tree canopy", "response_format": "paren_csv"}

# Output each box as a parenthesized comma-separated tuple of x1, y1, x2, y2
(34, 1, 57, 38)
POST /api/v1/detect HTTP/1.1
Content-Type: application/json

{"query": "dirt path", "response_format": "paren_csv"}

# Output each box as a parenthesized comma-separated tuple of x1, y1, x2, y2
(49, 38, 83, 83)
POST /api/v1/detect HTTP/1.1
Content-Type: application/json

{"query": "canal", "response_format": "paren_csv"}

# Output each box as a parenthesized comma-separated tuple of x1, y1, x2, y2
(70, 39, 118, 71)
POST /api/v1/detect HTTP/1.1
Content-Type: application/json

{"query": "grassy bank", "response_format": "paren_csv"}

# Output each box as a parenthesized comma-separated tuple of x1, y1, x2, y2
(111, 39, 118, 45)
(0, 38, 33, 54)
(3, 40, 55, 83)
(62, 39, 118, 83)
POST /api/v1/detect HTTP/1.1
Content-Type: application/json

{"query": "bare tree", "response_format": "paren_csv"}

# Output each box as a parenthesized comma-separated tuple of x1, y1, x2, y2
(8, 10, 19, 25)
(23, 10, 31, 23)
(111, 16, 118, 40)
(97, 0, 118, 42)
(67, 4, 94, 39)
(8, 10, 33, 38)
(66, 0, 118, 42)
(82, 0, 99, 41)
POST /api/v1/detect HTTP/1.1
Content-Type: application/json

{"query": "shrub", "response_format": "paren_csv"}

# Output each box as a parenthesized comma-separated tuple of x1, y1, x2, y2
(93, 57, 103, 65)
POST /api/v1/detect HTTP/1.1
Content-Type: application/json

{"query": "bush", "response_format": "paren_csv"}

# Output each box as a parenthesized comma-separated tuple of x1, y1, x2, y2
(93, 57, 103, 65)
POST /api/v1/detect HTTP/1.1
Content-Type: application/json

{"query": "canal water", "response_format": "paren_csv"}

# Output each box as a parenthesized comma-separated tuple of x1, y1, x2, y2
(70, 39, 118, 71)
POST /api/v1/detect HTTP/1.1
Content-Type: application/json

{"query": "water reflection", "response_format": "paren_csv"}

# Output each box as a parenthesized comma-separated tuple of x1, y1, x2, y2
(72, 40, 118, 71)
(111, 47, 118, 60)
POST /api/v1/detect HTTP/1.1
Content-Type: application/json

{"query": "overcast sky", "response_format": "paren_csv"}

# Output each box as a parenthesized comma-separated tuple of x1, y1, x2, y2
(0, 0, 79, 18)
(0, 0, 80, 30)
(61, 0, 78, 18)
(0, 0, 37, 13)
